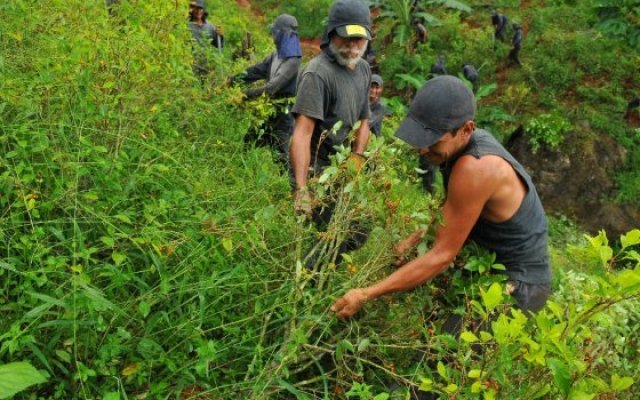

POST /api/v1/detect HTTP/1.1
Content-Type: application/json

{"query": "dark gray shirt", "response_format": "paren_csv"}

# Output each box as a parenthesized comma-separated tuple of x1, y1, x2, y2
(442, 129, 551, 284)
(189, 21, 223, 73)
(189, 21, 222, 49)
(292, 48, 371, 169)
(369, 100, 385, 137)
(242, 52, 301, 98)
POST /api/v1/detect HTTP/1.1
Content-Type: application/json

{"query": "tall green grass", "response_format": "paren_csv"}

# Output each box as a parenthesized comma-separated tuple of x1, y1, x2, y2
(1, 1, 639, 399)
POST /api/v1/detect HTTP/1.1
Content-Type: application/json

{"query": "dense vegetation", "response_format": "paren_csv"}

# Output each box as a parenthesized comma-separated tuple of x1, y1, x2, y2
(0, 0, 639, 399)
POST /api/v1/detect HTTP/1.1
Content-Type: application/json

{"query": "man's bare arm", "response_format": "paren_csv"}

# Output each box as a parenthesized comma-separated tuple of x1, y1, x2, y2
(351, 119, 370, 155)
(332, 155, 500, 318)
(289, 115, 316, 190)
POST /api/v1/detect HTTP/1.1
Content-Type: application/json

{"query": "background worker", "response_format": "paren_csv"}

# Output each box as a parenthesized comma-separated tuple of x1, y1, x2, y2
(188, 0, 224, 78)
(491, 10, 509, 48)
(509, 23, 523, 66)
(430, 54, 447, 77)
(235, 14, 302, 166)
(369, 74, 386, 137)
(332, 76, 552, 318)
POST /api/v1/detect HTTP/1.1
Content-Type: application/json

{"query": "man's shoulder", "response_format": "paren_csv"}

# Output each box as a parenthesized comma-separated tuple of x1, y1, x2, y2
(449, 155, 507, 198)
(304, 52, 332, 70)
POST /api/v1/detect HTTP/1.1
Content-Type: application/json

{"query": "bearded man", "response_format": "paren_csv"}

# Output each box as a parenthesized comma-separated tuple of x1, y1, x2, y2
(289, 0, 373, 265)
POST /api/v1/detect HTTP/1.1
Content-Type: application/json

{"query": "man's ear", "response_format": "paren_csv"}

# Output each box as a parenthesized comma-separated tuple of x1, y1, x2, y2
(462, 120, 475, 137)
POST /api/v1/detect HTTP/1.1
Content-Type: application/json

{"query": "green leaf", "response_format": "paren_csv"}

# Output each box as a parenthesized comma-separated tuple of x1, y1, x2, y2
(55, 350, 71, 363)
(139, 301, 151, 318)
(343, 181, 354, 193)
(115, 214, 132, 224)
(357, 338, 371, 352)
(610, 374, 634, 391)
(437, 361, 448, 380)
(547, 358, 571, 395)
(419, 378, 433, 391)
(531, 384, 551, 399)
(620, 229, 640, 249)
(335, 339, 354, 361)
(112, 251, 127, 266)
(100, 236, 115, 247)
(568, 390, 595, 400)
(468, 369, 482, 378)
(479, 331, 493, 342)
(222, 238, 233, 252)
(614, 269, 640, 289)
(396, 73, 425, 90)
(599, 246, 614, 266)
(103, 393, 120, 400)
(0, 362, 47, 399)
(277, 379, 310, 400)
(491, 263, 506, 271)
(444, 383, 458, 393)
(481, 282, 503, 311)
(373, 394, 390, 400)
(460, 331, 479, 343)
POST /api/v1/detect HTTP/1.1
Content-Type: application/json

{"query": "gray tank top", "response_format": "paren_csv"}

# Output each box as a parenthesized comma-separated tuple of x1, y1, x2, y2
(442, 129, 551, 284)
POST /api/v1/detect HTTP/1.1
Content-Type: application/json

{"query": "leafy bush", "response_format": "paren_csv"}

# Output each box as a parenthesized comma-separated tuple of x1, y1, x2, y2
(594, 0, 640, 49)
(250, 0, 333, 38)
(525, 113, 572, 153)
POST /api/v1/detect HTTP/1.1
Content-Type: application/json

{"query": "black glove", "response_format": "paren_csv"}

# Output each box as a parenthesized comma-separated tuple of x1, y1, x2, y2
(243, 87, 264, 99)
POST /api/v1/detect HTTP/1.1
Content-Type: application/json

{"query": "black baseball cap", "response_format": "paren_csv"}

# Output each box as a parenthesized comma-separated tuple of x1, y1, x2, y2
(321, 0, 372, 47)
(395, 76, 476, 148)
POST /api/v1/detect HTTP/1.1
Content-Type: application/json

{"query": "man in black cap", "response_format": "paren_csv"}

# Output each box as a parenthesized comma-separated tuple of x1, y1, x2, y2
(188, 0, 224, 77)
(369, 74, 386, 137)
(332, 76, 551, 319)
(290, 0, 373, 266)
(509, 23, 523, 65)
(235, 14, 302, 165)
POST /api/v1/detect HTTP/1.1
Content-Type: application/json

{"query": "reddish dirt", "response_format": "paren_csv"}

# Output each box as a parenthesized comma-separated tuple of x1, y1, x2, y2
(236, 0, 251, 7)
(301, 37, 322, 57)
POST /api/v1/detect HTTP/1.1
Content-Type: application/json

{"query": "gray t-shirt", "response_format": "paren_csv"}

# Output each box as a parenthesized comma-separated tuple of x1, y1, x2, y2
(189, 21, 222, 73)
(292, 48, 371, 169)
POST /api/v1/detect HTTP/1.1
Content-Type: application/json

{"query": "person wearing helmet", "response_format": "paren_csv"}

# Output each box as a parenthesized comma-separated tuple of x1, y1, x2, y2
(290, 0, 373, 267)
(235, 14, 302, 166)
(188, 0, 224, 77)
(369, 74, 386, 137)
(430, 54, 447, 77)
(509, 23, 523, 65)
(491, 10, 509, 48)
(332, 76, 551, 321)
(462, 63, 478, 84)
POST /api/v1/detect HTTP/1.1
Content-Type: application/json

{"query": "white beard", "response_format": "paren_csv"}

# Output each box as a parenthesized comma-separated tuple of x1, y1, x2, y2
(329, 41, 367, 67)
